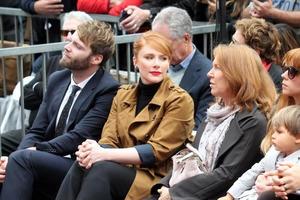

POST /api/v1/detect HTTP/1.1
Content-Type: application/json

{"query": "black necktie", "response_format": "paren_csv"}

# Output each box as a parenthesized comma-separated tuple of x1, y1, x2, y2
(55, 85, 81, 135)
(170, 64, 183, 72)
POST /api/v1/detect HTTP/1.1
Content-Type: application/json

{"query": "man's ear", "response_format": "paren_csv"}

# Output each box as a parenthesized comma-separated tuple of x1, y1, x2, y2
(90, 54, 103, 65)
(183, 33, 191, 43)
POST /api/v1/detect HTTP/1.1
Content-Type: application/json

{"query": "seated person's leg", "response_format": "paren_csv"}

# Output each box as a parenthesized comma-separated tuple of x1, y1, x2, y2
(57, 160, 136, 200)
(0, 150, 74, 200)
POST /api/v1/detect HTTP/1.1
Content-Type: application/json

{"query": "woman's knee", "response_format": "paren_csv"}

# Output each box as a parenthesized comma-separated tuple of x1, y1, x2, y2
(87, 161, 129, 180)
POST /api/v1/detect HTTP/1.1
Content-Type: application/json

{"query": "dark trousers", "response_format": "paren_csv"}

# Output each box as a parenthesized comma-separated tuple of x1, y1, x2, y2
(1, 129, 23, 156)
(56, 160, 136, 200)
(258, 191, 300, 200)
(0, 150, 74, 200)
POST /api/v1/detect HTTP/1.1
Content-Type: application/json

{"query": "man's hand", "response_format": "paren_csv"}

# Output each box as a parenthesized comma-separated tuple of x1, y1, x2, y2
(120, 6, 150, 33)
(34, 0, 64, 15)
(158, 186, 171, 200)
(250, 0, 273, 18)
(0, 156, 8, 183)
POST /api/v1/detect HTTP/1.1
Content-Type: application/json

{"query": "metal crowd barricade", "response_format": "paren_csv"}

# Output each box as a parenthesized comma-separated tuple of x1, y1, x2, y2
(0, 42, 66, 136)
(0, 22, 217, 136)
(0, 7, 60, 96)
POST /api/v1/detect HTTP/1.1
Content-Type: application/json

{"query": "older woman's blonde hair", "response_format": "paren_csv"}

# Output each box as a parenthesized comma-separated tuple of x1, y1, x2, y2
(213, 44, 276, 117)
(133, 31, 172, 60)
(261, 48, 300, 153)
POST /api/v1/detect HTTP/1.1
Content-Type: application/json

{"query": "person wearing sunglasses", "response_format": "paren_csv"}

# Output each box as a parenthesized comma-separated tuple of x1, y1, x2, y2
(254, 48, 300, 200)
(1, 11, 93, 157)
(60, 29, 76, 39)
(282, 66, 300, 80)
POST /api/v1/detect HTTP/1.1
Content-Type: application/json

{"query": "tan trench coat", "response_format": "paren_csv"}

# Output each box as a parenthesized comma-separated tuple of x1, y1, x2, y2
(99, 77, 195, 199)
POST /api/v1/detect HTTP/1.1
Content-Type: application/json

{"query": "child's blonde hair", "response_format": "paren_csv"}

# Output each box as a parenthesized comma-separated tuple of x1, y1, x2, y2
(271, 105, 300, 136)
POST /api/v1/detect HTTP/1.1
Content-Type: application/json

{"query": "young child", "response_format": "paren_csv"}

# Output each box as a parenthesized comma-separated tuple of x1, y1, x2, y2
(218, 105, 300, 200)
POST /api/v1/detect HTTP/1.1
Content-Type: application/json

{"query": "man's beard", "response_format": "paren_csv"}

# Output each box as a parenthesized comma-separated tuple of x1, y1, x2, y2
(59, 54, 92, 70)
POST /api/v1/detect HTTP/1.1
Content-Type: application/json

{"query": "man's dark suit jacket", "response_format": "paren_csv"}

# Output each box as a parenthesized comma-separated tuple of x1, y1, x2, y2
(179, 50, 213, 129)
(18, 68, 119, 156)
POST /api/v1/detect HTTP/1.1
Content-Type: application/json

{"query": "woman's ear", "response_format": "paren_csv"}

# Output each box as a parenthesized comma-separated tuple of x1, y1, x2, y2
(133, 56, 138, 68)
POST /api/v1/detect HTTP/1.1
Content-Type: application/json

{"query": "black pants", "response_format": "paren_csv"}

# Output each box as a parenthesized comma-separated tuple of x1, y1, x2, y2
(258, 191, 300, 200)
(56, 161, 136, 200)
(0, 150, 74, 200)
(1, 129, 23, 156)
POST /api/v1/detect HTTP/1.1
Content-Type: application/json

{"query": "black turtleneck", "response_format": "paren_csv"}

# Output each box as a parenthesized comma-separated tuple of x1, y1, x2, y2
(135, 80, 162, 116)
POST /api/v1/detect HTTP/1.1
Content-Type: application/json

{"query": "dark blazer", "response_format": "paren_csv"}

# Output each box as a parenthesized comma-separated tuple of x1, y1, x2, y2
(18, 68, 119, 156)
(179, 49, 213, 129)
(151, 106, 267, 200)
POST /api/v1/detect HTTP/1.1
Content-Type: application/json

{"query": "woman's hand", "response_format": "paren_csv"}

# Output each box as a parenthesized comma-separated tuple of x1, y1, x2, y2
(76, 139, 106, 169)
(255, 174, 274, 194)
(120, 6, 151, 33)
(270, 163, 300, 199)
(158, 186, 171, 200)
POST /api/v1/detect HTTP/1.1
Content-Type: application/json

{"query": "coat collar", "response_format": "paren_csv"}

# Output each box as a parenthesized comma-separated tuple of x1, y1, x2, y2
(193, 106, 259, 165)
(122, 77, 175, 124)
(122, 76, 175, 107)
(180, 50, 208, 91)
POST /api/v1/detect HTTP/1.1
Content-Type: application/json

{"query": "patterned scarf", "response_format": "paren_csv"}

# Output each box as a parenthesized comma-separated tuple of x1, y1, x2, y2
(198, 103, 240, 172)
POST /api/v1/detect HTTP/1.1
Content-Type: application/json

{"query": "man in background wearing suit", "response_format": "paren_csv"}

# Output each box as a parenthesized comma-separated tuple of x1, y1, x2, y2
(0, 20, 119, 200)
(152, 7, 213, 129)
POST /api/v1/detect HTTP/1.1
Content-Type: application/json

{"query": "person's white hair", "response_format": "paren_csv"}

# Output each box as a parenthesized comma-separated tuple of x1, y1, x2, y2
(60, 11, 93, 27)
(152, 7, 192, 39)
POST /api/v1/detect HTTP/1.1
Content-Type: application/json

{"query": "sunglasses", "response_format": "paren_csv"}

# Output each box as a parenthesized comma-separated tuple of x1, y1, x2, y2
(60, 30, 75, 37)
(282, 66, 300, 80)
